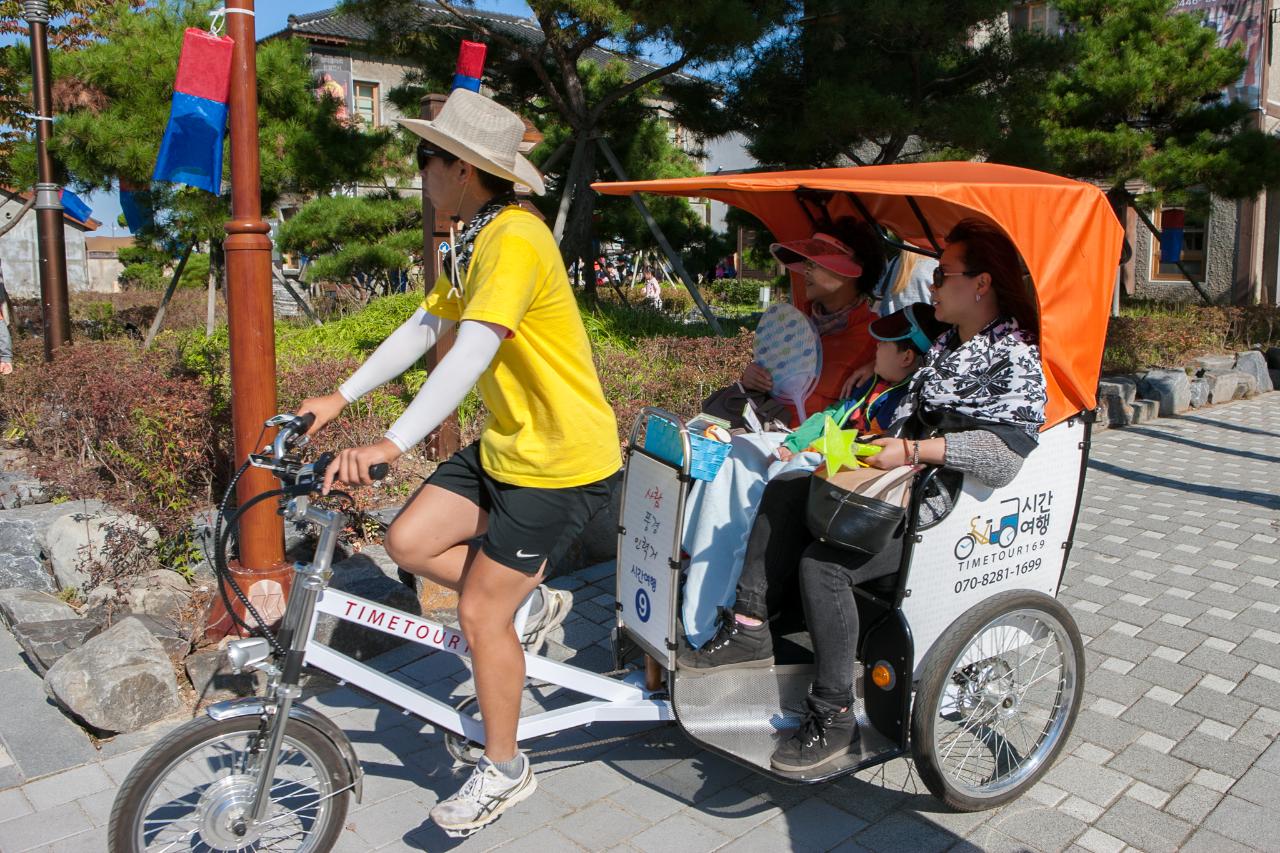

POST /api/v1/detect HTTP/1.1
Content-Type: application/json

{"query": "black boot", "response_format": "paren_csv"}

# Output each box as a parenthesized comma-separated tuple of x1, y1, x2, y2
(771, 696, 860, 772)
(676, 609, 774, 675)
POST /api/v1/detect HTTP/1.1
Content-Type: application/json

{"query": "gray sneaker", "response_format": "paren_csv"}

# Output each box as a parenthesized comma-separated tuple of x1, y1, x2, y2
(430, 754, 537, 838)
(519, 586, 572, 651)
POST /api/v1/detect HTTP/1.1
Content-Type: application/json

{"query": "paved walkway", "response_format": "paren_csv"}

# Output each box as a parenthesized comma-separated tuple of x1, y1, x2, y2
(0, 394, 1277, 852)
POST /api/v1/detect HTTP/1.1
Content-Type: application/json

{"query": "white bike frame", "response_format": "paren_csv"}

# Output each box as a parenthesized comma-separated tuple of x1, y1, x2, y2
(300, 587, 673, 745)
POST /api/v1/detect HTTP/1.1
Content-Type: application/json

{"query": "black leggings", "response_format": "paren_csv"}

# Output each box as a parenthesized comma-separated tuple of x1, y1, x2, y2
(734, 473, 904, 708)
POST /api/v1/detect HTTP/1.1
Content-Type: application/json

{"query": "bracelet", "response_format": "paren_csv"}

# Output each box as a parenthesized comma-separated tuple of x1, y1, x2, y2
(912, 440, 921, 465)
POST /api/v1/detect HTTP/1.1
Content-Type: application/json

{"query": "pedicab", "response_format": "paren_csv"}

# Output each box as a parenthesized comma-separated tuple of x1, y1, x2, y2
(594, 161, 1124, 808)
(108, 162, 1121, 852)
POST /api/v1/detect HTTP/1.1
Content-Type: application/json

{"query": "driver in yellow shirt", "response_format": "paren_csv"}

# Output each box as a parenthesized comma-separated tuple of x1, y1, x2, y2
(299, 89, 619, 838)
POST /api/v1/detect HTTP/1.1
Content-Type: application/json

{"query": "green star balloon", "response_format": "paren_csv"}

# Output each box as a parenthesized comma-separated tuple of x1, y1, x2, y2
(808, 415, 863, 475)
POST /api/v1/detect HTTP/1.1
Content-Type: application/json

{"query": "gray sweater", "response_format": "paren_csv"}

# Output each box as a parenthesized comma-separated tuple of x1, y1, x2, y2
(0, 319, 11, 363)
(917, 429, 1027, 527)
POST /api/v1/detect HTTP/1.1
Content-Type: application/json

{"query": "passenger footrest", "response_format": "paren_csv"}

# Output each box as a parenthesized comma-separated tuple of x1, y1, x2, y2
(671, 664, 900, 782)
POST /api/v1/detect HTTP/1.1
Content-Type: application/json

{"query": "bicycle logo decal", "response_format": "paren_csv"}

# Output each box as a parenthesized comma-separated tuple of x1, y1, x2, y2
(953, 490, 1055, 564)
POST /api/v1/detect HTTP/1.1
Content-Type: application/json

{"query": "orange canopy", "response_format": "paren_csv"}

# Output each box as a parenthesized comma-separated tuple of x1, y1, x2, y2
(593, 162, 1124, 429)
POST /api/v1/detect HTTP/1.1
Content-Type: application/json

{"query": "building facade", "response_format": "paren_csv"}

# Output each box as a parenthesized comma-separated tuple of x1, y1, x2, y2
(0, 190, 101, 299)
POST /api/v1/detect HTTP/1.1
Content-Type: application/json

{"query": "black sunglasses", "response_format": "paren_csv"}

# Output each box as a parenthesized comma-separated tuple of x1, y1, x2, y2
(931, 266, 982, 289)
(416, 140, 459, 171)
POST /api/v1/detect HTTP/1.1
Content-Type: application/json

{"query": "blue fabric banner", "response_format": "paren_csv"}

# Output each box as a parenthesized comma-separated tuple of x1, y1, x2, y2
(152, 91, 228, 194)
(59, 189, 93, 223)
(1159, 228, 1185, 264)
(119, 187, 153, 233)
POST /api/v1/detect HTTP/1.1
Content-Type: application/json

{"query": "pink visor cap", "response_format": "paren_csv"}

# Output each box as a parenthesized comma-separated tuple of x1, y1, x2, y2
(769, 233, 864, 279)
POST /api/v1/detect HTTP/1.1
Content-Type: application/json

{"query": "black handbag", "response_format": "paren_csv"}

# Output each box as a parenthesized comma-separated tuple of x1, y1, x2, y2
(806, 465, 916, 555)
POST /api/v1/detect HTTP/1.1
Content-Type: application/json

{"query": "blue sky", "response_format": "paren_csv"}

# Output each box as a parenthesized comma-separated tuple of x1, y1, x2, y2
(6, 0, 538, 234)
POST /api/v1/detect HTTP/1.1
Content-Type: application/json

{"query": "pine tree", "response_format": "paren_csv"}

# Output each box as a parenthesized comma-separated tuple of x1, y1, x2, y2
(1039, 0, 1280, 200)
(725, 0, 1068, 168)
(339, 0, 785, 296)
(3, 0, 409, 280)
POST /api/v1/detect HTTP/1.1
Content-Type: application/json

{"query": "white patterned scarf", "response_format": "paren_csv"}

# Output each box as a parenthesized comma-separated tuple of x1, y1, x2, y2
(895, 316, 1047, 441)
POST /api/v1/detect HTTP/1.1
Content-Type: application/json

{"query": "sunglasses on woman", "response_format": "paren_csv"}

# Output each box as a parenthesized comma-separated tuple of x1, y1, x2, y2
(931, 266, 981, 289)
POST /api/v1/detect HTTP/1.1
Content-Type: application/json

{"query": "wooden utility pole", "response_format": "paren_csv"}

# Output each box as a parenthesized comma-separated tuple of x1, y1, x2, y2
(24, 0, 71, 361)
(223, 0, 284, 567)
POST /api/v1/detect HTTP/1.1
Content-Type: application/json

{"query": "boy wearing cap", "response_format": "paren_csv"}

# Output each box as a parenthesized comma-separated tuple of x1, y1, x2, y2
(776, 303, 948, 461)
(299, 89, 620, 837)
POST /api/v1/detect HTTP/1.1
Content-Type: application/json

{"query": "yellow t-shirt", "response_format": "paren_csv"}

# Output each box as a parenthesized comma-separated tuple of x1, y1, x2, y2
(422, 206, 621, 488)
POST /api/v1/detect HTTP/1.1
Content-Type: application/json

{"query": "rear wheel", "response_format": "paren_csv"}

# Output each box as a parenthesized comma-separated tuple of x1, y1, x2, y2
(910, 590, 1084, 811)
(108, 714, 351, 852)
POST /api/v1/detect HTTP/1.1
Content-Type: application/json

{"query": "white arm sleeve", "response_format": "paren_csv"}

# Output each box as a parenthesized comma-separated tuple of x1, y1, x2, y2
(338, 308, 455, 402)
(384, 319, 504, 453)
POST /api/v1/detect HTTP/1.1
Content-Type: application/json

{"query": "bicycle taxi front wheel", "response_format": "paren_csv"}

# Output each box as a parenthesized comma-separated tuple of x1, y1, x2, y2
(108, 714, 352, 853)
(910, 590, 1085, 812)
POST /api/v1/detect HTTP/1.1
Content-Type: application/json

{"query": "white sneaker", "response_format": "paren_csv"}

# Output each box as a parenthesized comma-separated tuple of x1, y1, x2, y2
(519, 586, 573, 651)
(430, 754, 537, 837)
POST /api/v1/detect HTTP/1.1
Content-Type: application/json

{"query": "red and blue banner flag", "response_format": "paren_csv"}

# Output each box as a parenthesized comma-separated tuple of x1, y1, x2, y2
(152, 28, 234, 194)
(1159, 208, 1186, 264)
(451, 41, 486, 92)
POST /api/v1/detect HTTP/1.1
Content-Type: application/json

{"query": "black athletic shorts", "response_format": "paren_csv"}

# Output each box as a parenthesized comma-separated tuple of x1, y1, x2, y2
(427, 443, 620, 575)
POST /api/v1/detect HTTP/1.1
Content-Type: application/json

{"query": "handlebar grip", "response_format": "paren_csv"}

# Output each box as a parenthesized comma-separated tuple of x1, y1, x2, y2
(296, 412, 316, 434)
(368, 463, 389, 481)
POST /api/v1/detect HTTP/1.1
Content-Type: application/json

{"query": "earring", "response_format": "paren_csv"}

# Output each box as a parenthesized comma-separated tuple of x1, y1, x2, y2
(975, 293, 982, 303)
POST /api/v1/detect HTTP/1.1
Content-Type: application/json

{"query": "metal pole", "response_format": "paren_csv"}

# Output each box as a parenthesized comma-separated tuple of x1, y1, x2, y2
(223, 0, 284, 568)
(25, 0, 71, 361)
(595, 138, 723, 334)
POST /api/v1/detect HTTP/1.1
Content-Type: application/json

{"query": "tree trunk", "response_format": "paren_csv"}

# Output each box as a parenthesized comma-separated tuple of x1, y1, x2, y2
(560, 140, 599, 301)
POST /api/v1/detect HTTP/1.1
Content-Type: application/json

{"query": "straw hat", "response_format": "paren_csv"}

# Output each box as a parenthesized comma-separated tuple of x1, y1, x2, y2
(398, 89, 545, 196)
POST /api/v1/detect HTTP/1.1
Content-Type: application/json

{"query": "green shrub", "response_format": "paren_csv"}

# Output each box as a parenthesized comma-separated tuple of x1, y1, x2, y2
(1101, 301, 1280, 372)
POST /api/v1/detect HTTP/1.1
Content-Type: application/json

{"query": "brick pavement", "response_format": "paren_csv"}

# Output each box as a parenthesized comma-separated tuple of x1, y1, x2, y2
(0, 393, 1277, 852)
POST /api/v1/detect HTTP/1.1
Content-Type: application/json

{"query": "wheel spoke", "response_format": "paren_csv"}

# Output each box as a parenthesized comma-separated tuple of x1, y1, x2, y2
(929, 605, 1080, 801)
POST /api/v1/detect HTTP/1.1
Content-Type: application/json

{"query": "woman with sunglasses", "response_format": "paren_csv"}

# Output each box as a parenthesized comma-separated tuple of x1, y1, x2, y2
(680, 219, 1048, 775)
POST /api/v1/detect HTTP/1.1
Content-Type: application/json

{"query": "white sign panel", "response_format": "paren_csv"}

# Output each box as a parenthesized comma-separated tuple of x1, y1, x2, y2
(617, 449, 683, 668)
(902, 418, 1086, 670)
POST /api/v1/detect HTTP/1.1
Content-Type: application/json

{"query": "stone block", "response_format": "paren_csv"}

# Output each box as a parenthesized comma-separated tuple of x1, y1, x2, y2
(1129, 398, 1159, 424)
(116, 612, 193, 657)
(311, 548, 422, 661)
(1093, 400, 1110, 430)
(12, 618, 102, 675)
(0, 587, 76, 629)
(0, 500, 103, 593)
(42, 507, 159, 591)
(1189, 378, 1211, 408)
(1202, 370, 1254, 404)
(1234, 350, 1274, 393)
(1193, 354, 1236, 372)
(1138, 368, 1192, 416)
(125, 569, 192, 621)
(1098, 378, 1138, 426)
(185, 648, 263, 702)
(44, 616, 181, 734)
(0, 472, 49, 510)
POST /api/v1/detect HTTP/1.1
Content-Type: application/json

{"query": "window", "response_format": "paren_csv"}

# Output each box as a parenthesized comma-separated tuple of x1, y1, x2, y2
(353, 81, 379, 126)
(1010, 1, 1052, 34)
(1151, 206, 1207, 282)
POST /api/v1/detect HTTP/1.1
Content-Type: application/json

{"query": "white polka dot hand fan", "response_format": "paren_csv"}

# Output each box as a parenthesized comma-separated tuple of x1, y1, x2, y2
(752, 303, 822, 421)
